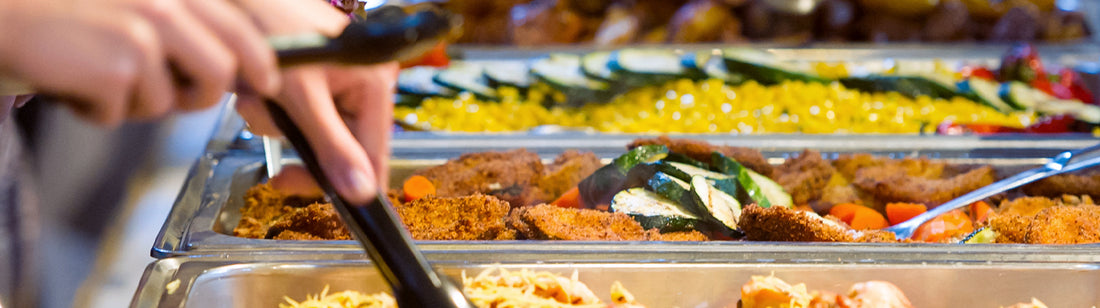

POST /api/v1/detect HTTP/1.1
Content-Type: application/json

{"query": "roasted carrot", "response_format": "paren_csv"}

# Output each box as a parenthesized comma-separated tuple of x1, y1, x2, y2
(849, 207, 889, 230)
(885, 202, 928, 226)
(828, 203, 864, 222)
(913, 209, 974, 243)
(551, 186, 584, 209)
(402, 175, 436, 201)
(829, 203, 888, 230)
(969, 200, 993, 224)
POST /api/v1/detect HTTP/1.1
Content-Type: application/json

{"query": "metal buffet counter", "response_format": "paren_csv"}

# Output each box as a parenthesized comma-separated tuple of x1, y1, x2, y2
(136, 44, 1100, 306)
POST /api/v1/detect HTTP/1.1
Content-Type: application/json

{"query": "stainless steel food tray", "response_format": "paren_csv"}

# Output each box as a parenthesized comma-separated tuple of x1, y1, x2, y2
(131, 254, 1100, 307)
(203, 44, 1100, 155)
(154, 136, 1100, 260)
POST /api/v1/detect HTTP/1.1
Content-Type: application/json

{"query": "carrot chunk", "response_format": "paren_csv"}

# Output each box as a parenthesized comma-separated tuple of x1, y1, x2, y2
(550, 186, 585, 209)
(402, 175, 436, 201)
(885, 202, 928, 226)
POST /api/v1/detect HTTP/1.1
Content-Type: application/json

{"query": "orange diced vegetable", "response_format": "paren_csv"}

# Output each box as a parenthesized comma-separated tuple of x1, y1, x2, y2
(402, 175, 436, 201)
(849, 208, 889, 230)
(829, 203, 888, 230)
(885, 202, 928, 226)
(969, 200, 993, 224)
(828, 203, 862, 223)
(913, 209, 974, 243)
(551, 186, 584, 209)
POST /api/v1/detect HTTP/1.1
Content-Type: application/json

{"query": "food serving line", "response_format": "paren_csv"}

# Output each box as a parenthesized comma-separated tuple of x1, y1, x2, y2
(132, 44, 1100, 307)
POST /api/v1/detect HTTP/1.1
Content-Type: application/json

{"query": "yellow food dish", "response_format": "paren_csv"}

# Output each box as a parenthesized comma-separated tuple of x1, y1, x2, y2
(396, 79, 1034, 134)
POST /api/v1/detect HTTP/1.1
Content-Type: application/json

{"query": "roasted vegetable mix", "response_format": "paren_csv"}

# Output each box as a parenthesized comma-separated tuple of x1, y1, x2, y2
(398, 45, 1098, 134)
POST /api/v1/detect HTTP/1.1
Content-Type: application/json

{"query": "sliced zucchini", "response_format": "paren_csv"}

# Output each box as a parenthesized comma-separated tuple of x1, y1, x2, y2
(609, 49, 703, 85)
(710, 153, 792, 208)
(432, 64, 499, 101)
(999, 81, 1046, 110)
(689, 175, 741, 230)
(722, 48, 829, 85)
(962, 227, 997, 244)
(530, 54, 614, 105)
(578, 145, 670, 208)
(957, 78, 1015, 113)
(610, 188, 705, 232)
(397, 66, 456, 98)
(581, 51, 617, 81)
(746, 169, 792, 207)
(1035, 99, 1100, 124)
(646, 172, 698, 213)
(838, 75, 958, 100)
(482, 61, 532, 89)
(656, 161, 733, 183)
(664, 152, 711, 169)
(686, 50, 747, 85)
(999, 81, 1100, 123)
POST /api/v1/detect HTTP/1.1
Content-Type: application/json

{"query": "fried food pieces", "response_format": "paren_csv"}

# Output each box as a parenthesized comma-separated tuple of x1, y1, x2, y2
(234, 183, 329, 239)
(538, 150, 603, 202)
(413, 149, 601, 207)
(413, 149, 546, 207)
(989, 195, 1100, 244)
(396, 193, 516, 240)
(628, 136, 774, 177)
(267, 203, 351, 240)
(854, 164, 994, 206)
(508, 203, 707, 241)
(774, 150, 836, 207)
(738, 204, 896, 242)
(1022, 171, 1100, 200)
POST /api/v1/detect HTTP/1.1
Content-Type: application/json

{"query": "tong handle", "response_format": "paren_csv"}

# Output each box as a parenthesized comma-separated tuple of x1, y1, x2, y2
(264, 100, 472, 308)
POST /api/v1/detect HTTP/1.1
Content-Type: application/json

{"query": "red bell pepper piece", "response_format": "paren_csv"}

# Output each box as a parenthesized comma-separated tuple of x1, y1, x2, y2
(1024, 114, 1076, 133)
(1058, 68, 1095, 104)
(960, 65, 996, 80)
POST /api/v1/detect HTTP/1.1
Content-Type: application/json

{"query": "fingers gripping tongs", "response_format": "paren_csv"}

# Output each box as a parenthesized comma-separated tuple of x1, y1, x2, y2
(262, 7, 474, 308)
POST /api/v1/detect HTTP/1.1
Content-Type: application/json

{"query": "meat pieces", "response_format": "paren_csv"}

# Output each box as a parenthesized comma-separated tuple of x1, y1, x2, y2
(628, 136, 773, 177)
(396, 194, 516, 240)
(508, 204, 648, 240)
(508, 203, 705, 241)
(774, 150, 836, 206)
(537, 150, 602, 202)
(413, 149, 546, 207)
(989, 196, 1100, 244)
(738, 204, 895, 243)
(266, 203, 351, 240)
(234, 183, 326, 239)
(1022, 171, 1100, 200)
(853, 164, 994, 206)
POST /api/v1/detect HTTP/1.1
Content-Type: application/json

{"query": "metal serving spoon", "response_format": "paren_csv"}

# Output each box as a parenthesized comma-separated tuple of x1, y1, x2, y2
(884, 142, 1100, 240)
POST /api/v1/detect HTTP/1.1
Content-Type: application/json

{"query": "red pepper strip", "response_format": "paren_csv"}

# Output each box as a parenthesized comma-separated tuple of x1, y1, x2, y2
(960, 65, 996, 80)
(1024, 114, 1076, 133)
(1032, 79, 1075, 100)
(1059, 68, 1096, 104)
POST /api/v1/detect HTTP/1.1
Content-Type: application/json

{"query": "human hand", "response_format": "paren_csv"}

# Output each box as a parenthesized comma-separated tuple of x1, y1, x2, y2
(0, 0, 280, 126)
(232, 0, 398, 206)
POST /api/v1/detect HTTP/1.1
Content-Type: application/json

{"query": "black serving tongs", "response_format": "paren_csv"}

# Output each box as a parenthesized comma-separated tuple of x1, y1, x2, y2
(263, 6, 475, 308)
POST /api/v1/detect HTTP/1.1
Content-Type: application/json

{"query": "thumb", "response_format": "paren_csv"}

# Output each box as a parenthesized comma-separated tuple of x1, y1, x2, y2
(279, 69, 377, 205)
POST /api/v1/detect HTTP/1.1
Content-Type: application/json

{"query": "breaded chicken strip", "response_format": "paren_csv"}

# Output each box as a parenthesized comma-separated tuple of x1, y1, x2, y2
(775, 150, 836, 206)
(628, 136, 774, 177)
(508, 204, 648, 240)
(266, 203, 351, 240)
(738, 204, 896, 242)
(396, 194, 516, 240)
(989, 196, 1100, 244)
(645, 229, 709, 241)
(537, 150, 602, 202)
(853, 165, 994, 206)
(413, 149, 545, 207)
(1022, 171, 1100, 200)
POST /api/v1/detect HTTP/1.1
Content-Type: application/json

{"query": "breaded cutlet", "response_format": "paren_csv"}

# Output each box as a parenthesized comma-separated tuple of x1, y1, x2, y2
(395, 193, 516, 240)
